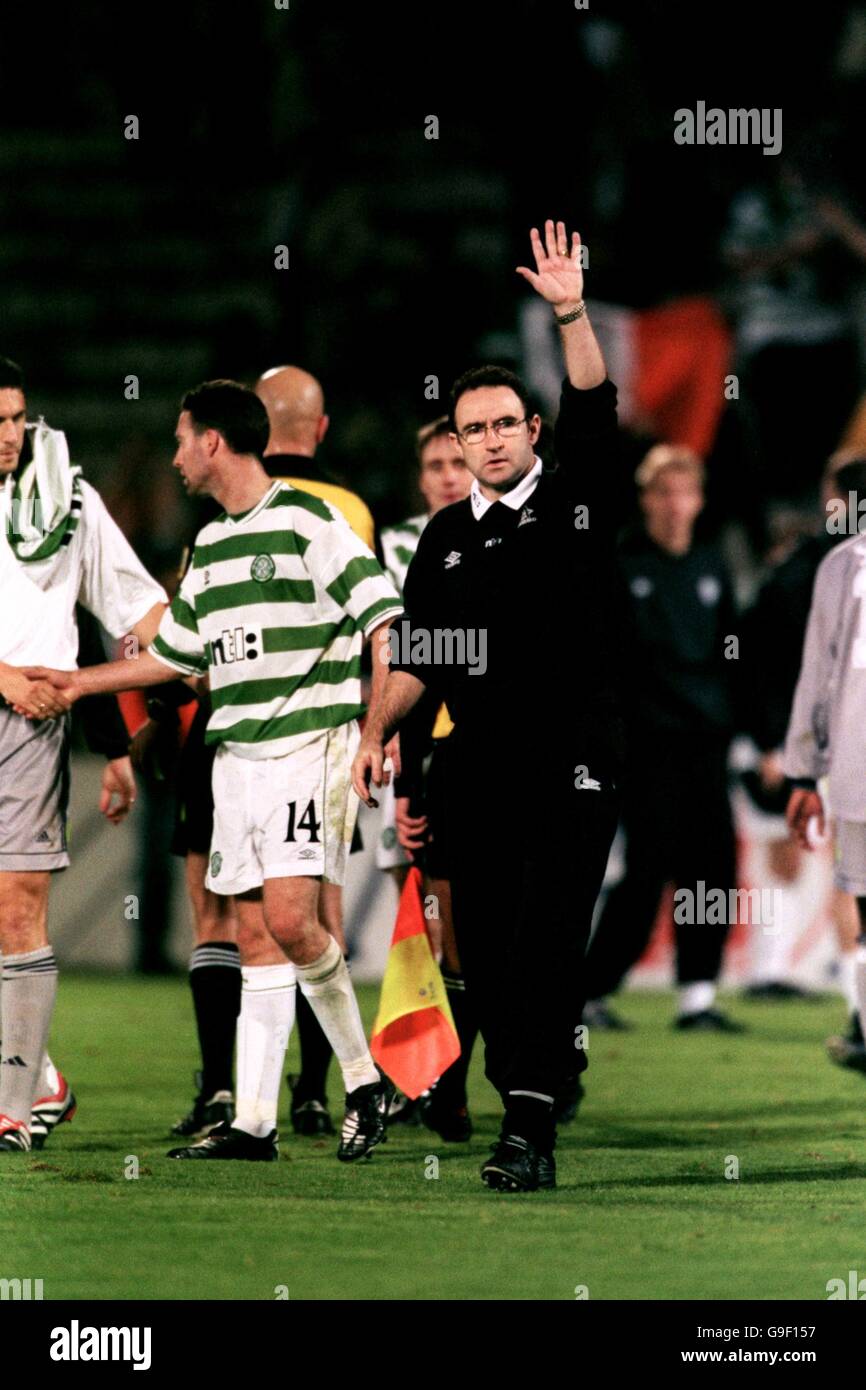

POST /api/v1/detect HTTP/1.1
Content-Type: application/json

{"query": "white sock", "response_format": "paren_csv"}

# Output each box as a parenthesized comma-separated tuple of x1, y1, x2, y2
(749, 880, 794, 986)
(839, 949, 859, 1013)
(678, 980, 716, 1017)
(233, 964, 296, 1139)
(36, 1054, 59, 1100)
(294, 937, 378, 1093)
(854, 946, 866, 1046)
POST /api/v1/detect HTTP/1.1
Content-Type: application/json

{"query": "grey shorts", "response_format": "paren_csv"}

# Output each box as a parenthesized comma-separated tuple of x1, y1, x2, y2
(0, 707, 71, 872)
(834, 820, 866, 897)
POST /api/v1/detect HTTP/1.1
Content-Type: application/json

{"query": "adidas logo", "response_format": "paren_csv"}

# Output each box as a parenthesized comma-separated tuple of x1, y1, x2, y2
(2, 1056, 26, 1067)
(444, 551, 461, 569)
(35, 830, 51, 844)
(517, 506, 536, 527)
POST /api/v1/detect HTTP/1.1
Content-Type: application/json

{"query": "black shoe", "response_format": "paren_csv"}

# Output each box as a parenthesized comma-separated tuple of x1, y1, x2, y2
(675, 1008, 747, 1033)
(30, 1071, 76, 1150)
(167, 1120, 278, 1160)
(827, 1035, 866, 1074)
(0, 1118, 31, 1153)
(171, 1082, 235, 1139)
(421, 1092, 473, 1142)
(292, 1098, 335, 1136)
(582, 999, 634, 1031)
(386, 1091, 424, 1126)
(847, 1012, 864, 1046)
(743, 981, 820, 1001)
(337, 1074, 393, 1162)
(481, 1134, 556, 1192)
(553, 1077, 584, 1126)
(287, 1073, 335, 1136)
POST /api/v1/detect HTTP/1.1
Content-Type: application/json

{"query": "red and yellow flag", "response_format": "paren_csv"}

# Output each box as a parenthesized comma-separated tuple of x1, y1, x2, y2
(370, 867, 460, 1099)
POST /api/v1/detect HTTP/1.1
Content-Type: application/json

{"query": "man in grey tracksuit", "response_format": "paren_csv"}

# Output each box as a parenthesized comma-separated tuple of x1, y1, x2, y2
(785, 525, 866, 1065)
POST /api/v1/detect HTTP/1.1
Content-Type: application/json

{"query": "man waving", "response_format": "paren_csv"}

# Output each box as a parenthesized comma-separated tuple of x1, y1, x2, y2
(353, 222, 628, 1192)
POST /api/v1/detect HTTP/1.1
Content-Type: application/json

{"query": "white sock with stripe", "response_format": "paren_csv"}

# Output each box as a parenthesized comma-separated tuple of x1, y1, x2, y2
(294, 937, 379, 1094)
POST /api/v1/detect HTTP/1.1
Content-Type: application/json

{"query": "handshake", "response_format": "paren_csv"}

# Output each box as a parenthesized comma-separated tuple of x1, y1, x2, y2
(0, 663, 78, 720)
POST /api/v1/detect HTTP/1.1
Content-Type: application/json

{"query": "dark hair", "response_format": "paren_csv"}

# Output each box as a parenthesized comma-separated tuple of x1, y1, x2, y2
(181, 379, 270, 459)
(0, 356, 24, 391)
(448, 364, 533, 432)
(833, 459, 866, 508)
(415, 415, 452, 462)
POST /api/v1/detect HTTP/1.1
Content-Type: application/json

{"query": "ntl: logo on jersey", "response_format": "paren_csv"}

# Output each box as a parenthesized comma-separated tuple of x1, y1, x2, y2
(674, 103, 782, 156)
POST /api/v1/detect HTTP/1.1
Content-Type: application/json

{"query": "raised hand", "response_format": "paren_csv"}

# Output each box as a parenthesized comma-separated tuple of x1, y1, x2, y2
(516, 219, 584, 310)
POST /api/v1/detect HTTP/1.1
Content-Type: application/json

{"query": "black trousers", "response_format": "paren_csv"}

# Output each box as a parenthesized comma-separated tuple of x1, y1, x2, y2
(446, 741, 619, 1102)
(584, 732, 736, 999)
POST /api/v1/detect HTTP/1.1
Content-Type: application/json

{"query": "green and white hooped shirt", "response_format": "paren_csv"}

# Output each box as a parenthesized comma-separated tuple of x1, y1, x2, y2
(150, 482, 402, 759)
(380, 513, 428, 596)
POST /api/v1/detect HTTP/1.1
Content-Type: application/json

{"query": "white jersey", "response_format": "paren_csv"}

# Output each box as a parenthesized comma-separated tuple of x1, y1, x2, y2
(0, 474, 167, 668)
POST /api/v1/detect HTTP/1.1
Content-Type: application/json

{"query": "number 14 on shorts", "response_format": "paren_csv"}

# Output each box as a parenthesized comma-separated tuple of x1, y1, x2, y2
(284, 799, 322, 843)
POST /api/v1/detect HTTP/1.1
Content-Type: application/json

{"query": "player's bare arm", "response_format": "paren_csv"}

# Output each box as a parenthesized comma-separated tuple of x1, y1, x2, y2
(366, 615, 402, 778)
(130, 601, 168, 647)
(22, 648, 183, 706)
(516, 219, 606, 389)
(352, 669, 425, 806)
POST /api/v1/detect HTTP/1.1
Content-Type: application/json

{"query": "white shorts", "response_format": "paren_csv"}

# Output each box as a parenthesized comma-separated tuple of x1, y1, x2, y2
(374, 774, 411, 871)
(833, 820, 866, 897)
(205, 721, 361, 896)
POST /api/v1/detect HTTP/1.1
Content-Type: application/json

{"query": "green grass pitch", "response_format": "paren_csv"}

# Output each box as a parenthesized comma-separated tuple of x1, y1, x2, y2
(3, 977, 865, 1301)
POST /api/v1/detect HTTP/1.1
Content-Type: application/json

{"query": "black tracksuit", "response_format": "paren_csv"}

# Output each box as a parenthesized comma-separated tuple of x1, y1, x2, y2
(584, 528, 740, 998)
(391, 377, 627, 1132)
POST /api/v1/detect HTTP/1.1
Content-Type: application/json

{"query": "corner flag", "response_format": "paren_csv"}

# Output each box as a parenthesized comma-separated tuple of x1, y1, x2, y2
(370, 867, 460, 1099)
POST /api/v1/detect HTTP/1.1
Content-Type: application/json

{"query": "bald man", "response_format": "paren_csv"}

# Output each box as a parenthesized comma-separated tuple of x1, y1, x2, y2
(255, 366, 375, 548)
(252, 367, 377, 1135)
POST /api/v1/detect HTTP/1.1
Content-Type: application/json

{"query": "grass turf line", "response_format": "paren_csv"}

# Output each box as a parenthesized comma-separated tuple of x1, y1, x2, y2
(2, 977, 865, 1300)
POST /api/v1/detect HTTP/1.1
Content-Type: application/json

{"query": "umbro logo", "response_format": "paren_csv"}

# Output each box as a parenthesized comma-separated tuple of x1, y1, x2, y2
(2, 1056, 26, 1067)
(298, 848, 318, 860)
(517, 506, 536, 528)
(444, 551, 462, 569)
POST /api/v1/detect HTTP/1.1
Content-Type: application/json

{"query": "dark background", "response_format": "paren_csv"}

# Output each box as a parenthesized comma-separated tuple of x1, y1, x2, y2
(2, 0, 865, 554)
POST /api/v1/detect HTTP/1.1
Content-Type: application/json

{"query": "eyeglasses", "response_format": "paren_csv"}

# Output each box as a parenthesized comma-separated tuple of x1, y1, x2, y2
(456, 416, 527, 445)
